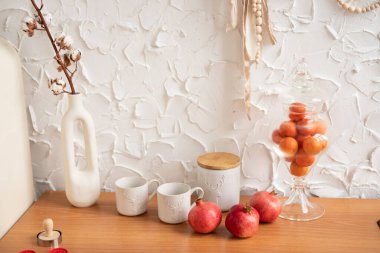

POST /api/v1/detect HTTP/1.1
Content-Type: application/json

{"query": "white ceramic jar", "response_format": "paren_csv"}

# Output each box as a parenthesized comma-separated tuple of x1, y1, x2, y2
(197, 152, 241, 211)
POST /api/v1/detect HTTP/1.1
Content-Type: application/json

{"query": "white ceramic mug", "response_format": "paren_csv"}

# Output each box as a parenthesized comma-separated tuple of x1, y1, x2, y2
(157, 182, 204, 224)
(115, 176, 160, 216)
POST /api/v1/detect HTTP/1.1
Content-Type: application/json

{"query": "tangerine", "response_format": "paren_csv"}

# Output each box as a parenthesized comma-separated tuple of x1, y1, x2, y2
(290, 162, 309, 177)
(297, 119, 316, 136)
(289, 102, 306, 121)
(279, 121, 297, 137)
(272, 130, 283, 144)
(303, 136, 322, 155)
(279, 137, 298, 156)
(315, 121, 327, 134)
(295, 149, 315, 167)
(318, 135, 328, 150)
(295, 134, 310, 148)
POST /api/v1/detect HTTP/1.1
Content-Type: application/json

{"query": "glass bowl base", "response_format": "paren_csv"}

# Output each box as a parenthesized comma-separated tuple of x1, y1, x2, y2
(280, 199, 324, 221)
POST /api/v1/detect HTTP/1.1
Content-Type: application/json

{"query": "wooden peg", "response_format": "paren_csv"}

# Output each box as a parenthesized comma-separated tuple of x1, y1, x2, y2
(37, 218, 62, 247)
(43, 218, 54, 238)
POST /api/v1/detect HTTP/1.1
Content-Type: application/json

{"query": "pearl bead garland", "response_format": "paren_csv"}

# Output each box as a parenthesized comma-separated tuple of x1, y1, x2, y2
(253, 0, 263, 63)
(337, 0, 380, 13)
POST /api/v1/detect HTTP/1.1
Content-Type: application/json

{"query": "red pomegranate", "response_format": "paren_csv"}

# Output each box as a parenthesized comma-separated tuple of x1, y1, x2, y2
(225, 204, 259, 238)
(188, 199, 222, 233)
(249, 191, 282, 223)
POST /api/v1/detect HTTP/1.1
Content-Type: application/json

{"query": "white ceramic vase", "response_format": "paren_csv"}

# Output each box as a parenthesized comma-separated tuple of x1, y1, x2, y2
(61, 94, 100, 207)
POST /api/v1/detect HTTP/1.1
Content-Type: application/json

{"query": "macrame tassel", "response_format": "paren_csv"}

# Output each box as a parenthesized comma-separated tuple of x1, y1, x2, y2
(240, 0, 276, 120)
(262, 0, 276, 44)
(242, 0, 256, 120)
(229, 0, 239, 29)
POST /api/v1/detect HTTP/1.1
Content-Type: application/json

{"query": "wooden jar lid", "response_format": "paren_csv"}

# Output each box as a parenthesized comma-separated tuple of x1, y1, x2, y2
(197, 152, 240, 170)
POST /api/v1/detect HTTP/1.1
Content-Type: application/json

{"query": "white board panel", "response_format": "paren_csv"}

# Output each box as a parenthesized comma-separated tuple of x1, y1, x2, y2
(0, 38, 35, 239)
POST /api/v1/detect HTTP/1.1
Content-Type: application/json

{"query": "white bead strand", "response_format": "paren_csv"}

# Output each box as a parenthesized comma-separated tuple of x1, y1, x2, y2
(255, 0, 263, 64)
(337, 0, 380, 13)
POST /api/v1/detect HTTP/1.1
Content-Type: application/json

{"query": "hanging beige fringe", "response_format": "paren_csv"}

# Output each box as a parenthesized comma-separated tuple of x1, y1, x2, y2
(229, 0, 276, 120)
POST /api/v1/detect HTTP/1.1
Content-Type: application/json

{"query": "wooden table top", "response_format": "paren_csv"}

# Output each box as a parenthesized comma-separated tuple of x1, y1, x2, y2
(1, 191, 379, 253)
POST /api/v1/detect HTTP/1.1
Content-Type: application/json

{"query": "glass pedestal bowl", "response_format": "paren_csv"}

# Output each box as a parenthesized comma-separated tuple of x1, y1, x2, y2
(272, 101, 328, 221)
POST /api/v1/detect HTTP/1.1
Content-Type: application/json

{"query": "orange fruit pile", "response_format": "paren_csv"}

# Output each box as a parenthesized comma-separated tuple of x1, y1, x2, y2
(272, 102, 328, 177)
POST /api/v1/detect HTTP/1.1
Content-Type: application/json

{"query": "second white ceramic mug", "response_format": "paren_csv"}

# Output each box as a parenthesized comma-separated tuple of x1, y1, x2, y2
(157, 182, 204, 224)
(115, 176, 160, 216)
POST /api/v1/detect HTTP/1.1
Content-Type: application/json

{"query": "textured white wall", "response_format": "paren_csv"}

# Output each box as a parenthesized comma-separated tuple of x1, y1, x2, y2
(0, 0, 379, 198)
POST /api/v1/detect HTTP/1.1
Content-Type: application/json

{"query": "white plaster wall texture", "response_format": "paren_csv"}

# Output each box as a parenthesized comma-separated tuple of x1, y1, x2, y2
(0, 0, 379, 198)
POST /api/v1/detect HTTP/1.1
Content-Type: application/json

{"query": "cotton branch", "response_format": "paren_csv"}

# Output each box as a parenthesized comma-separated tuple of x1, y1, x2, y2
(30, 0, 77, 94)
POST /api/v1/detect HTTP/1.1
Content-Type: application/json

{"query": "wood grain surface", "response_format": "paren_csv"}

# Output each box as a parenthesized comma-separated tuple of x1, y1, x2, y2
(1, 191, 379, 253)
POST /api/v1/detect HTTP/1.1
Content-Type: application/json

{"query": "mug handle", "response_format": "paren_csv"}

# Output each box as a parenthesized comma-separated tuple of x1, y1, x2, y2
(147, 179, 160, 201)
(190, 187, 204, 208)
